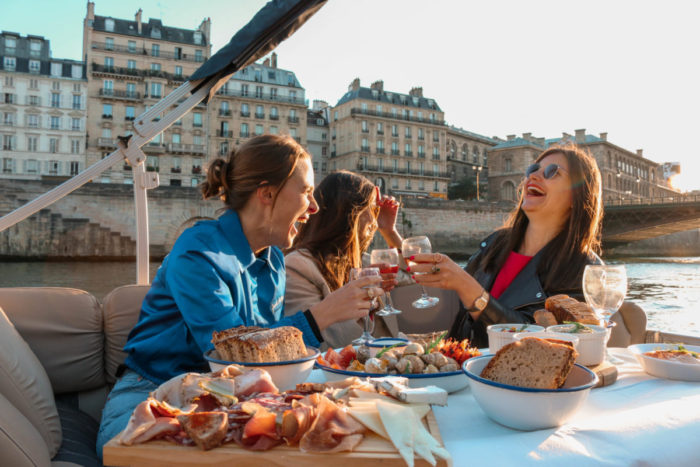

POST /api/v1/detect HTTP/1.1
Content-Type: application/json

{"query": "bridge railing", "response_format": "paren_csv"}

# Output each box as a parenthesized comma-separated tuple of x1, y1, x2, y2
(605, 194, 700, 207)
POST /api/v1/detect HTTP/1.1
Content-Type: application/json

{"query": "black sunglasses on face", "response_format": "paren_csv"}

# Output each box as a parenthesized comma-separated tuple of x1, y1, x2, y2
(525, 162, 567, 179)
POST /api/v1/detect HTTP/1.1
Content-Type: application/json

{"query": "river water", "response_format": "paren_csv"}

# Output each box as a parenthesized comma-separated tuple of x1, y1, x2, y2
(1, 257, 698, 337)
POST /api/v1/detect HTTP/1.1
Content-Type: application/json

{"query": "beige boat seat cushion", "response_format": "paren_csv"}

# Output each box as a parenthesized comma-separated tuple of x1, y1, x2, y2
(609, 301, 648, 347)
(0, 306, 62, 458)
(0, 287, 105, 393)
(102, 284, 149, 384)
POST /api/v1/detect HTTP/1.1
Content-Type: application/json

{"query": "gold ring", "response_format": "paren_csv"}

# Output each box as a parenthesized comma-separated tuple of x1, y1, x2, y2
(431, 264, 439, 274)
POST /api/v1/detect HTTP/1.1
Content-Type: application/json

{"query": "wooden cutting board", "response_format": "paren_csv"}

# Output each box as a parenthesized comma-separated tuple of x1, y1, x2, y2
(103, 409, 449, 467)
(590, 360, 618, 388)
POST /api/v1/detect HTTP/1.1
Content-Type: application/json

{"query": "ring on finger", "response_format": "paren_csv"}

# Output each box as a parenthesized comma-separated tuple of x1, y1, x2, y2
(431, 264, 440, 274)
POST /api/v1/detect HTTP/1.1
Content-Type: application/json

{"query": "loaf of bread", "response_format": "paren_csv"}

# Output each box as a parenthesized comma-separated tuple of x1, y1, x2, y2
(533, 309, 558, 327)
(480, 337, 578, 389)
(212, 326, 307, 363)
(545, 294, 600, 325)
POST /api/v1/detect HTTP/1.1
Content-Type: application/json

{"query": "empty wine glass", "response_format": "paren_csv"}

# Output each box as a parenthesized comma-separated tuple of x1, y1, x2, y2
(370, 248, 402, 316)
(582, 264, 627, 364)
(401, 236, 440, 309)
(350, 267, 380, 345)
(582, 264, 627, 325)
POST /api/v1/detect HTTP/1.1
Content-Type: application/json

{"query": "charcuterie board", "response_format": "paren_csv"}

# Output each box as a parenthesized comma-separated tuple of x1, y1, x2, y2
(103, 409, 449, 467)
(590, 360, 618, 388)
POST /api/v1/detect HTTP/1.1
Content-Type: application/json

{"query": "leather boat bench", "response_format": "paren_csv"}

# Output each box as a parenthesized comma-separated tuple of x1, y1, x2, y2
(0, 285, 149, 467)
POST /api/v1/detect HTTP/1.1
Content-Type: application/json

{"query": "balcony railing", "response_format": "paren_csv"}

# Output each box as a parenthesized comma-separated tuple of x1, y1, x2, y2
(216, 130, 233, 138)
(92, 63, 190, 82)
(216, 87, 307, 105)
(91, 42, 205, 63)
(288, 116, 300, 124)
(360, 146, 370, 153)
(377, 148, 385, 154)
(99, 88, 141, 100)
(240, 111, 250, 117)
(351, 108, 445, 126)
(144, 143, 166, 153)
(167, 143, 206, 155)
(218, 109, 232, 117)
(170, 167, 182, 173)
(240, 131, 250, 137)
(356, 162, 451, 179)
(192, 166, 203, 174)
(255, 113, 265, 119)
(97, 137, 114, 148)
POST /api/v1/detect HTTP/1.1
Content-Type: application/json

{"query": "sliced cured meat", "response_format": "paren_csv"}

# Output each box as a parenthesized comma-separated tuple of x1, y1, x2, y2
(119, 399, 184, 445)
(299, 395, 365, 453)
(177, 411, 228, 451)
(234, 369, 279, 397)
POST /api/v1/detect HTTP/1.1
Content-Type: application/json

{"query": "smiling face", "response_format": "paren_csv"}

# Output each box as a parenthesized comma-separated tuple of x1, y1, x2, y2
(521, 152, 573, 226)
(268, 157, 318, 249)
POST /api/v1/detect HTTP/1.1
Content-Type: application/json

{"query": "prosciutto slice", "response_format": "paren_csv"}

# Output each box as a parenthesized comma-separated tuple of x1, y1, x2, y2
(119, 399, 187, 445)
(299, 395, 366, 453)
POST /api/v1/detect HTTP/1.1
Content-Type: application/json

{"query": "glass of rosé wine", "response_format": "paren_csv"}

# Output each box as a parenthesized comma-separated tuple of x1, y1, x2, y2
(370, 248, 403, 316)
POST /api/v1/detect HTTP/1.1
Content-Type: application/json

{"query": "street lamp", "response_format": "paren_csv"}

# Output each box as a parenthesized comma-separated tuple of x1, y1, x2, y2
(473, 165, 483, 201)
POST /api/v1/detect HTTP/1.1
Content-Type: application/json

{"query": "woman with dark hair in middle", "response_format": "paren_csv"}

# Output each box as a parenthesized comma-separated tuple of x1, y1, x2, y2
(284, 170, 405, 348)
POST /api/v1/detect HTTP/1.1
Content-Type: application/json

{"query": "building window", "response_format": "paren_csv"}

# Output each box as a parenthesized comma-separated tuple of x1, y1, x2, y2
(405, 127, 412, 138)
(71, 139, 80, 154)
(128, 40, 136, 52)
(50, 62, 62, 77)
(3, 57, 16, 71)
(361, 138, 369, 152)
(49, 138, 59, 153)
(362, 120, 368, 133)
(2, 157, 13, 174)
(150, 82, 162, 98)
(29, 60, 40, 73)
(48, 160, 60, 175)
(193, 112, 202, 127)
(72, 65, 82, 79)
(3, 112, 14, 126)
(103, 79, 113, 91)
(193, 134, 202, 145)
(50, 116, 60, 129)
(125, 106, 135, 121)
(175, 65, 182, 77)
(289, 90, 297, 102)
(5, 36, 17, 51)
(104, 57, 114, 69)
(104, 37, 114, 50)
(101, 128, 112, 138)
(404, 143, 412, 156)
(377, 140, 385, 154)
(195, 50, 203, 62)
(52, 81, 60, 91)
(51, 93, 60, 108)
(433, 147, 440, 160)
(270, 88, 277, 100)
(105, 18, 115, 31)
(72, 94, 81, 110)
(27, 136, 37, 152)
(28, 114, 39, 127)
(269, 125, 278, 134)
(241, 103, 249, 117)
(377, 122, 384, 135)
(418, 145, 425, 157)
(151, 44, 160, 57)
(71, 118, 80, 130)
(3, 135, 15, 150)
(69, 161, 79, 175)
(504, 157, 512, 172)
(126, 83, 136, 97)
(255, 124, 263, 136)
(103, 104, 113, 118)
(255, 86, 263, 98)
(151, 62, 161, 72)
(26, 159, 39, 174)
(270, 106, 278, 119)
(29, 79, 38, 89)
(240, 123, 249, 137)
(255, 105, 264, 118)
(433, 131, 439, 142)
(241, 84, 249, 96)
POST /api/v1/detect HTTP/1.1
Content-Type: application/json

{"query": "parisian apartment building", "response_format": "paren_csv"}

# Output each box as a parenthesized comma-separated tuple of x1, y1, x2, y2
(83, 2, 211, 187)
(330, 78, 451, 198)
(445, 126, 499, 200)
(487, 129, 679, 202)
(209, 52, 308, 162)
(306, 100, 330, 180)
(0, 32, 87, 180)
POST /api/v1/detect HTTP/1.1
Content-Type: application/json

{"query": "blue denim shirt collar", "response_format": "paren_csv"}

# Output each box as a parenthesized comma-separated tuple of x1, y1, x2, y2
(219, 210, 279, 273)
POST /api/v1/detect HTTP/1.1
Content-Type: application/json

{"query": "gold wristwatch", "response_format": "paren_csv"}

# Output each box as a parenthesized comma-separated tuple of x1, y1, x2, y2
(471, 289, 490, 312)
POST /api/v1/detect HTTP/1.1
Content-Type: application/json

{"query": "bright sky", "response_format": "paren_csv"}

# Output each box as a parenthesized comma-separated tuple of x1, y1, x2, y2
(3, 0, 699, 190)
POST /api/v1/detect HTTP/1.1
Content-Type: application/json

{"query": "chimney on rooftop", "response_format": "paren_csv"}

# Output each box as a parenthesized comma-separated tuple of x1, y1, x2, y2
(535, 137, 545, 146)
(575, 129, 586, 143)
(637, 149, 643, 157)
(370, 80, 384, 92)
(349, 78, 360, 91)
(561, 132, 572, 142)
(599, 132, 608, 141)
(522, 132, 532, 141)
(409, 87, 423, 97)
(198, 17, 211, 44)
(507, 134, 516, 141)
(87, 2, 95, 20)
(263, 58, 270, 67)
(135, 8, 142, 34)
(271, 52, 277, 68)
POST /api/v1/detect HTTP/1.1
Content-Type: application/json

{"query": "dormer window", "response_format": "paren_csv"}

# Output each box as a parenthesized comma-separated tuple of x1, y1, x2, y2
(105, 19, 115, 32)
(412, 97, 418, 105)
(194, 31, 202, 44)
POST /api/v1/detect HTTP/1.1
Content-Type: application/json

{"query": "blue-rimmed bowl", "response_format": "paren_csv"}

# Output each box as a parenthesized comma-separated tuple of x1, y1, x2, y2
(462, 355, 598, 430)
(204, 346, 320, 391)
(366, 337, 409, 357)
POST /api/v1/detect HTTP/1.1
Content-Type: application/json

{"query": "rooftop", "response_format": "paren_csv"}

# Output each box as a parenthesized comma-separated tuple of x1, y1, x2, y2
(92, 15, 207, 46)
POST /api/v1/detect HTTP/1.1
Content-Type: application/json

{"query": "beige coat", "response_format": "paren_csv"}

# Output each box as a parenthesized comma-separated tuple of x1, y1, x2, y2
(284, 249, 399, 350)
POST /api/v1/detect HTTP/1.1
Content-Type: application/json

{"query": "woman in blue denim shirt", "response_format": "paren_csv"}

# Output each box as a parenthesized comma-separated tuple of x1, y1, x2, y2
(97, 135, 381, 457)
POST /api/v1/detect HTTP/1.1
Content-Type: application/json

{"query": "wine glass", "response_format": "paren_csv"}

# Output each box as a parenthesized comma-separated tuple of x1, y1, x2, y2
(582, 264, 627, 363)
(370, 248, 403, 316)
(401, 236, 440, 309)
(582, 264, 627, 325)
(350, 267, 380, 345)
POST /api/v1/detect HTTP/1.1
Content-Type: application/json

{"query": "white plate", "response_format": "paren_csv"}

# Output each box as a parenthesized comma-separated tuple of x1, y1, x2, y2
(628, 343, 700, 382)
(316, 346, 476, 393)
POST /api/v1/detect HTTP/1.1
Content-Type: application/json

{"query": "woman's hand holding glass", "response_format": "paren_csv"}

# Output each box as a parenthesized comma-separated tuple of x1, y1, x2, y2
(348, 267, 382, 344)
(308, 271, 382, 332)
(401, 236, 441, 309)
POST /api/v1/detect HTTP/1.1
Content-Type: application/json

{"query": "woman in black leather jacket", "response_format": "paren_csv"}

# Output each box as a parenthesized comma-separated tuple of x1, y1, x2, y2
(409, 144, 603, 348)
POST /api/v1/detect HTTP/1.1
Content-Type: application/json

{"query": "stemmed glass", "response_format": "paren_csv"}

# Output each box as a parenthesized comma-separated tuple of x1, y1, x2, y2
(370, 248, 403, 316)
(582, 264, 627, 363)
(350, 267, 380, 345)
(401, 236, 440, 309)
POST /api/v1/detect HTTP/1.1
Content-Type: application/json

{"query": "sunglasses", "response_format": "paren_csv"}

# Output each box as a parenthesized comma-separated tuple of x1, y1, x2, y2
(525, 162, 568, 179)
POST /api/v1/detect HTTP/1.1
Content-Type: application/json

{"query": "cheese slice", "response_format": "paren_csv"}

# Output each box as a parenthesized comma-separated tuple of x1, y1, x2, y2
(376, 400, 416, 467)
(346, 406, 389, 439)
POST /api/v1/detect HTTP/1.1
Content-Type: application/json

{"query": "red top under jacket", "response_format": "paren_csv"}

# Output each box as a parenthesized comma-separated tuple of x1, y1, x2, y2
(489, 251, 533, 299)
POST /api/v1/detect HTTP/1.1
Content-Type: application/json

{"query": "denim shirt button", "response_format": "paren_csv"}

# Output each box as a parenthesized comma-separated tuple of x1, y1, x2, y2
(535, 292, 543, 298)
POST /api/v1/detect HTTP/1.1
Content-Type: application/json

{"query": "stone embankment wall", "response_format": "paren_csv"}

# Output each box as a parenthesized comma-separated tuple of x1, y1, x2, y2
(2, 179, 698, 259)
(0, 180, 512, 259)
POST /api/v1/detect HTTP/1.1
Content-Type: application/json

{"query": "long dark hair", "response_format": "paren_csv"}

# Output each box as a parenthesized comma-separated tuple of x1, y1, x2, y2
(200, 134, 309, 210)
(289, 170, 377, 291)
(472, 143, 603, 289)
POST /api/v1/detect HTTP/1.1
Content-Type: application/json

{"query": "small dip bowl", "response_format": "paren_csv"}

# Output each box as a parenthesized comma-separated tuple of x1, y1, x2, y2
(547, 324, 610, 366)
(366, 337, 409, 357)
(487, 324, 544, 354)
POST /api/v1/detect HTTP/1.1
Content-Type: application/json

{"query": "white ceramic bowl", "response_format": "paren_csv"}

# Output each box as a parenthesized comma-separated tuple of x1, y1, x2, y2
(366, 337, 408, 357)
(547, 324, 610, 366)
(487, 324, 545, 354)
(462, 355, 598, 431)
(628, 343, 700, 382)
(513, 331, 580, 355)
(204, 346, 320, 391)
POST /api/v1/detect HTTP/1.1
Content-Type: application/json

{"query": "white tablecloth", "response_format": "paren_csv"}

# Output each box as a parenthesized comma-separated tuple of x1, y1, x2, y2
(310, 348, 700, 466)
(433, 348, 700, 467)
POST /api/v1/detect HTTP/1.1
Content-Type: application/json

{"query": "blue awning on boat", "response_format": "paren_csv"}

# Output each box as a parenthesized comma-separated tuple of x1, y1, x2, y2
(189, 0, 327, 99)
